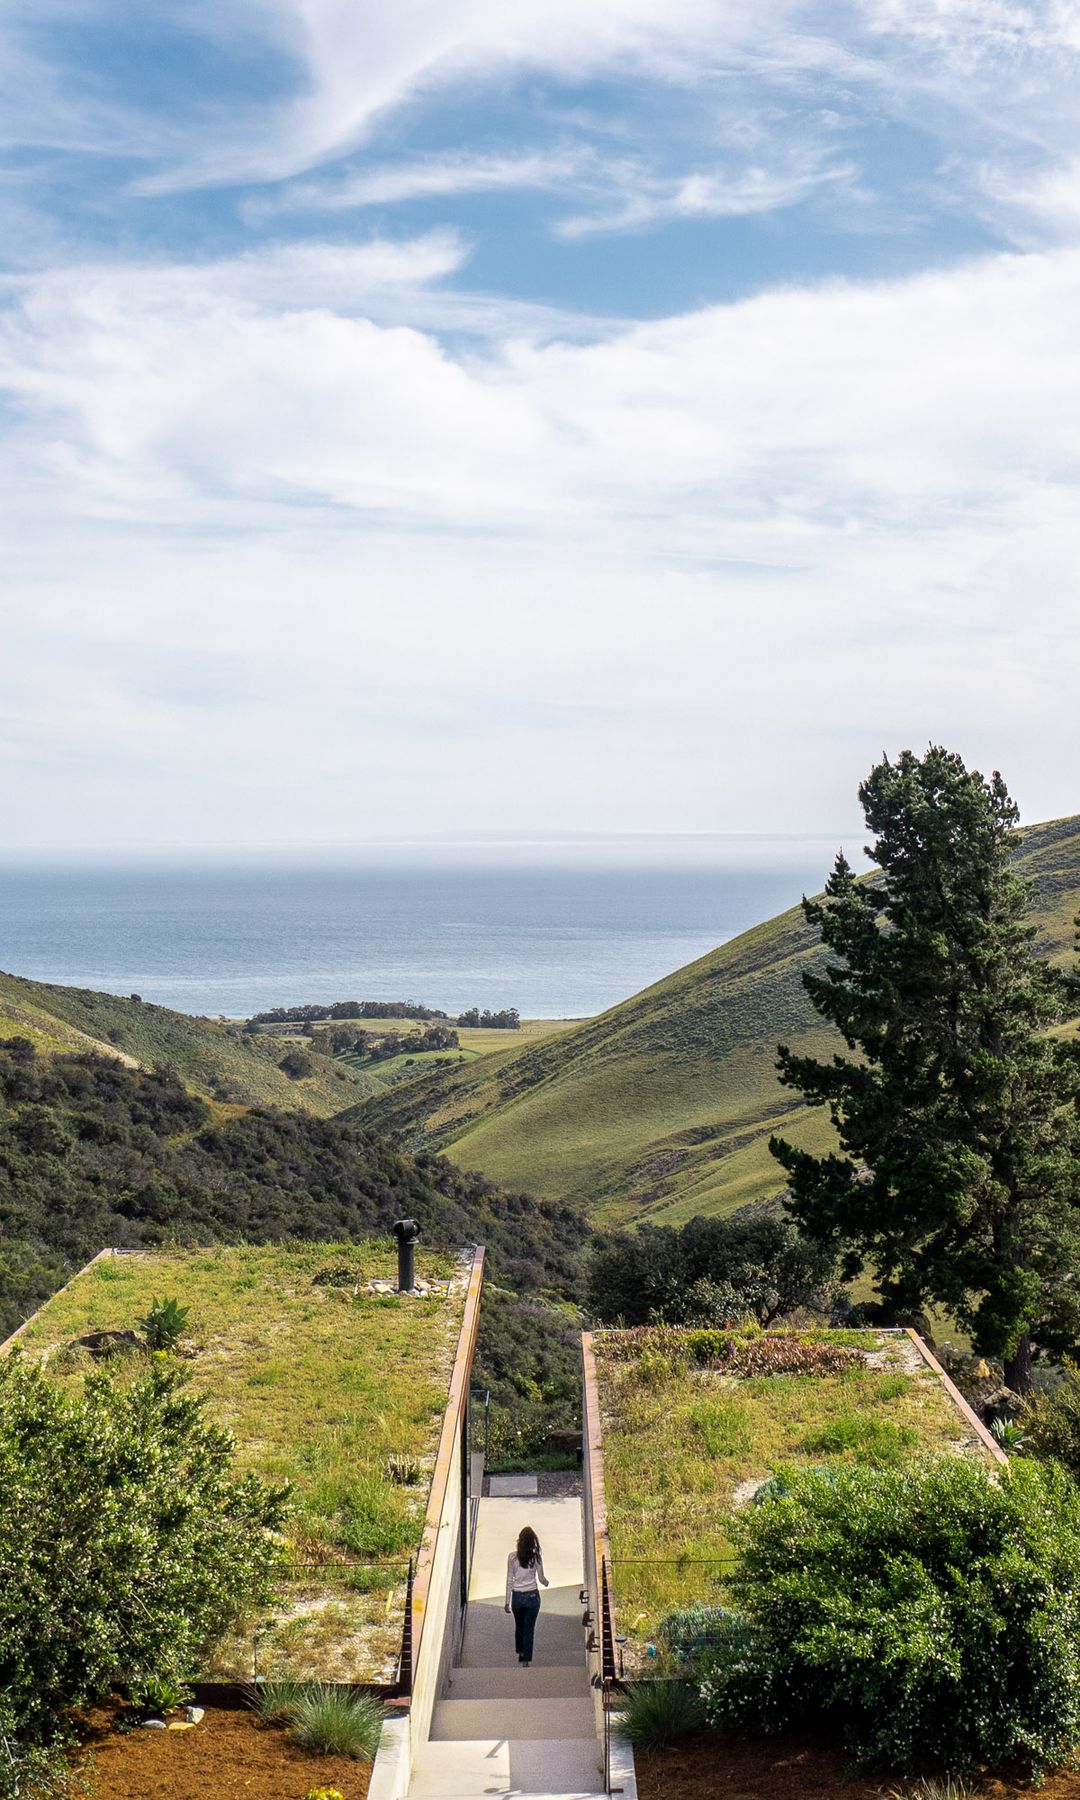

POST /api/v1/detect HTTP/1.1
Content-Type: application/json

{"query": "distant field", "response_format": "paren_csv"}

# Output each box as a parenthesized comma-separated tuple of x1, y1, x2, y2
(333, 1016, 580, 1091)
(0, 972, 373, 1114)
(591, 1325, 997, 1660)
(354, 814, 1080, 1224)
(10, 1242, 465, 1683)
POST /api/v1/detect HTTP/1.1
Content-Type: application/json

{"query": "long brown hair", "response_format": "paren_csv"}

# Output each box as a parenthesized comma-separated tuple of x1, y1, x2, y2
(516, 1526, 541, 1568)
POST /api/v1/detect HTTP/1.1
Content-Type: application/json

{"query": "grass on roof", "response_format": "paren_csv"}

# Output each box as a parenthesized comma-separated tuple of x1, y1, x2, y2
(591, 1326, 997, 1655)
(10, 1242, 465, 1683)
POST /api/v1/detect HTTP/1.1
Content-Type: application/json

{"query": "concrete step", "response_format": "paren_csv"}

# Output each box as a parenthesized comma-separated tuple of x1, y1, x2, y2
(430, 1697, 596, 1743)
(447, 1664, 589, 1701)
(409, 1736, 603, 1797)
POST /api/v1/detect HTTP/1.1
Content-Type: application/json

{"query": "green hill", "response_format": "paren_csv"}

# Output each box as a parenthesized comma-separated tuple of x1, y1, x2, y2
(0, 970, 374, 1115)
(354, 815, 1080, 1225)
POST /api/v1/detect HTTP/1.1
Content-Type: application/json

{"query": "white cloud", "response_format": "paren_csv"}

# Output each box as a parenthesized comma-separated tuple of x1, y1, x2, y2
(258, 149, 588, 218)
(2, 234, 1080, 845)
(555, 152, 858, 238)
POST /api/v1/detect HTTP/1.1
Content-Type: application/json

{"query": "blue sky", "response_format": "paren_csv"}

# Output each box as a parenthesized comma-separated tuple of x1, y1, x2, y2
(2, 0, 1080, 851)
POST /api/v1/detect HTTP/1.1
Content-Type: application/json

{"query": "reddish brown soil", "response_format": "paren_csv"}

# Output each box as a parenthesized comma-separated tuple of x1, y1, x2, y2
(635, 1730, 1080, 1800)
(81, 1702, 372, 1800)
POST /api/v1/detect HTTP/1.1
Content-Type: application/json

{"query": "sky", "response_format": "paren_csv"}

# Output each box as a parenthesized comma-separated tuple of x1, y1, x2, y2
(3, 0, 1080, 853)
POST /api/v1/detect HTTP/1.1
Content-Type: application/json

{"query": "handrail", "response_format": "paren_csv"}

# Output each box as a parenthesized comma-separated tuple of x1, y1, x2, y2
(398, 1246, 485, 1701)
(396, 1558, 415, 1697)
(582, 1332, 624, 1793)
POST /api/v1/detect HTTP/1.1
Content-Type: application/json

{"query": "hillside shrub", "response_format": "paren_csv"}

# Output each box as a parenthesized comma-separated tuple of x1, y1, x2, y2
(1021, 1362, 1080, 1474)
(588, 1214, 839, 1328)
(0, 1355, 286, 1759)
(697, 1457, 1080, 1774)
(0, 1039, 592, 1336)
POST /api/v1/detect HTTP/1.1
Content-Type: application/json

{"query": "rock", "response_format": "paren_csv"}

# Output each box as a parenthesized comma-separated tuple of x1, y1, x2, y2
(167, 1722, 196, 1731)
(74, 1329, 144, 1359)
(183, 1705, 204, 1724)
(142, 1719, 167, 1730)
(978, 1385, 1021, 1430)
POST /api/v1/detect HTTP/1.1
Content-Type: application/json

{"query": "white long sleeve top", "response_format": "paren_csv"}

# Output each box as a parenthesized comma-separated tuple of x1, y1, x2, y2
(506, 1552, 549, 1605)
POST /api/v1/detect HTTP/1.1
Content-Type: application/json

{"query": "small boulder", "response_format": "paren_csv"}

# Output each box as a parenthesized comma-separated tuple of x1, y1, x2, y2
(75, 1330, 144, 1360)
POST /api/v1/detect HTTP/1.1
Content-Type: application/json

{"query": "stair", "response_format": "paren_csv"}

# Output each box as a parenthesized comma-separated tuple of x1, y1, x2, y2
(406, 1494, 607, 1800)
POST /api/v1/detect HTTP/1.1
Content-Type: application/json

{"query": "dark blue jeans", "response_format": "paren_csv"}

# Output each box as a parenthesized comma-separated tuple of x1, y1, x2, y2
(512, 1590, 541, 1660)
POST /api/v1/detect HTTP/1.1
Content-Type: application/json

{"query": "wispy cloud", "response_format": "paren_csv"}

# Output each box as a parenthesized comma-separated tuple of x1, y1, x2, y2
(555, 152, 859, 238)
(258, 148, 588, 217)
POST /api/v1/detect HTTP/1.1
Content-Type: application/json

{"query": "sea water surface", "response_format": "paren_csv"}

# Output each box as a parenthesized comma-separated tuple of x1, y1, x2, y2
(0, 846, 842, 1019)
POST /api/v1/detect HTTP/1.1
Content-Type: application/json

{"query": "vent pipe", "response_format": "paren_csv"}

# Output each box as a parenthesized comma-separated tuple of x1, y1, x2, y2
(392, 1218, 420, 1293)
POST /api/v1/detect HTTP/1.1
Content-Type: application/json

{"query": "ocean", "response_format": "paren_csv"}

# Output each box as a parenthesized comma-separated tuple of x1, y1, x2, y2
(0, 846, 841, 1019)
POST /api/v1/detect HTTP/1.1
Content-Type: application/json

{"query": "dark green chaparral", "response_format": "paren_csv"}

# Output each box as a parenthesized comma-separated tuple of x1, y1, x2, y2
(699, 1457, 1080, 1776)
(772, 747, 1080, 1393)
(0, 1354, 285, 1782)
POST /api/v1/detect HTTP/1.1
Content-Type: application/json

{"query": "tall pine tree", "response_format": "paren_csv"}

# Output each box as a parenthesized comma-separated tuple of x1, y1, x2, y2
(771, 746, 1080, 1393)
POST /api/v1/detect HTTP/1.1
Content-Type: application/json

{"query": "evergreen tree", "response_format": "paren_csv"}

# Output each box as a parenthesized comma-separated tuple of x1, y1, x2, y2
(770, 746, 1080, 1393)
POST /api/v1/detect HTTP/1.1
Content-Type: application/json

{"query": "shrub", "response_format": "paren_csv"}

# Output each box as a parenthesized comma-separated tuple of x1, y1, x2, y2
(656, 1602, 731, 1661)
(304, 1789, 345, 1800)
(1021, 1362, 1080, 1472)
(619, 1679, 704, 1750)
(289, 1687, 384, 1760)
(132, 1674, 191, 1716)
(697, 1457, 1080, 1774)
(140, 1295, 189, 1352)
(0, 1356, 286, 1752)
(245, 1679, 307, 1725)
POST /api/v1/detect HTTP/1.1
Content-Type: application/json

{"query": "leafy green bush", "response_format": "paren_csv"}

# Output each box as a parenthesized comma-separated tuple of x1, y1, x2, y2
(140, 1295, 189, 1352)
(0, 1355, 286, 1754)
(619, 1679, 704, 1749)
(697, 1457, 1080, 1774)
(288, 1687, 384, 1760)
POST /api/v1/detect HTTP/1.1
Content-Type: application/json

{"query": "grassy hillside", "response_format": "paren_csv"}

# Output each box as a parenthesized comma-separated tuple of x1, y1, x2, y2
(0, 970, 373, 1114)
(356, 814, 1080, 1225)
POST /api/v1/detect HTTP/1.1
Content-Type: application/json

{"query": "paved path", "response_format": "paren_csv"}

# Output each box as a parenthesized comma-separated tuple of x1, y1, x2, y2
(409, 1495, 606, 1800)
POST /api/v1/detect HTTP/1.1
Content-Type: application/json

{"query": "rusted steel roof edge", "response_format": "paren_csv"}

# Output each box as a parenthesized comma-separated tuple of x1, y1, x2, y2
(406, 1245, 486, 1689)
(906, 1327, 1008, 1467)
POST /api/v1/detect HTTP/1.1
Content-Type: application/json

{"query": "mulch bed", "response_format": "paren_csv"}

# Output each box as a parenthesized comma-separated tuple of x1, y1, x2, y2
(81, 1700, 372, 1800)
(635, 1729, 1080, 1800)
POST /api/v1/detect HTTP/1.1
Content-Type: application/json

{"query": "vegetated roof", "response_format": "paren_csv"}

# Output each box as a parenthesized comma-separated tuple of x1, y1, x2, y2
(590, 1325, 1000, 1663)
(357, 811, 1080, 1223)
(7, 1242, 469, 1683)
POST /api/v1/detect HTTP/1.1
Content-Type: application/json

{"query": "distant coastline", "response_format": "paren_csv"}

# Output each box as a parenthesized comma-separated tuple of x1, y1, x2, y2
(0, 850, 836, 1021)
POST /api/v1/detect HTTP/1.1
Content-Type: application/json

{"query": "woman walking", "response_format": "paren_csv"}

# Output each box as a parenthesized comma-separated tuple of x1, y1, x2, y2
(504, 1525, 549, 1665)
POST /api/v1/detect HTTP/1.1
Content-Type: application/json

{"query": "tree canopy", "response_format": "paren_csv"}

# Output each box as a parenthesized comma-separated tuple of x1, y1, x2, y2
(771, 746, 1080, 1391)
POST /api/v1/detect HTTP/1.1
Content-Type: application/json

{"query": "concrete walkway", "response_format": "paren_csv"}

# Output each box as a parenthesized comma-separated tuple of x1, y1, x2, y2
(409, 1495, 606, 1800)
